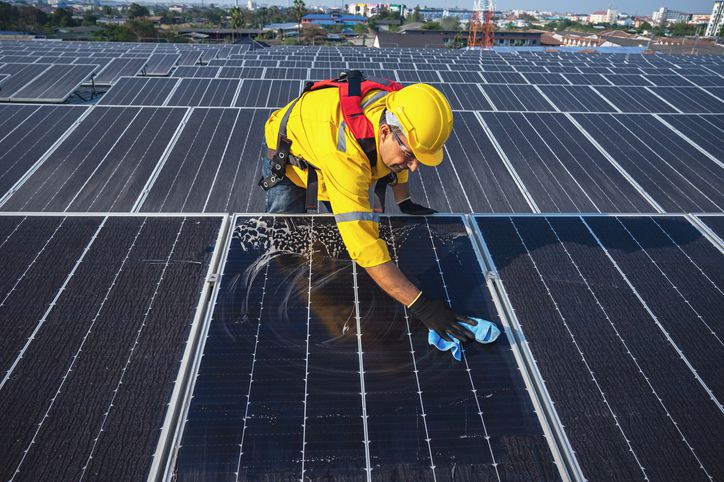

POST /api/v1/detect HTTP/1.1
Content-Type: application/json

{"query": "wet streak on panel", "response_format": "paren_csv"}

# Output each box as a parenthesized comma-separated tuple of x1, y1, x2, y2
(476, 216, 648, 481)
(0, 216, 221, 481)
(585, 216, 724, 402)
(0, 216, 101, 372)
(233, 217, 309, 479)
(304, 217, 367, 480)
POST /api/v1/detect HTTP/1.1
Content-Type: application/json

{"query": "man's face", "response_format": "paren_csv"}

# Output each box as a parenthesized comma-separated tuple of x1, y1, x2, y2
(379, 124, 421, 174)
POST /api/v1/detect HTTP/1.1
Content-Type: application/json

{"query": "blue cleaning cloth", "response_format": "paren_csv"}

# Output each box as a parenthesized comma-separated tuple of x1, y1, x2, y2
(428, 317, 501, 361)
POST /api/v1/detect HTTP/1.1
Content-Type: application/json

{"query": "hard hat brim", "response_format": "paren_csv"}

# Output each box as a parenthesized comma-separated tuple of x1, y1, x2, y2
(416, 147, 444, 167)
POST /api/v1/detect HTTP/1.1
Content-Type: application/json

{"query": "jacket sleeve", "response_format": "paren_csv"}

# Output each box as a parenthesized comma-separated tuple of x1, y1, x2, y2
(324, 151, 391, 268)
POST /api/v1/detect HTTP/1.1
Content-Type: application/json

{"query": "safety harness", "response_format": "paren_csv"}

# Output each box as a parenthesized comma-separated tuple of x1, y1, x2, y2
(259, 70, 404, 213)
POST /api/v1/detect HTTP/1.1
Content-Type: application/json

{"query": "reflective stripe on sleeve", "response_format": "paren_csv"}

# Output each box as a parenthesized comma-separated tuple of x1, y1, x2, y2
(334, 212, 379, 223)
(336, 120, 346, 152)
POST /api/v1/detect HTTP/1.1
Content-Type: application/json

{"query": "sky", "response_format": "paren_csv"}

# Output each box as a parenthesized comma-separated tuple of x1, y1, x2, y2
(256, 0, 717, 15)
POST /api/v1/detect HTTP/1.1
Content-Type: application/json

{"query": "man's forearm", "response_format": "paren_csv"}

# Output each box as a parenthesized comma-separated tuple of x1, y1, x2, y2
(365, 261, 420, 307)
(391, 181, 410, 203)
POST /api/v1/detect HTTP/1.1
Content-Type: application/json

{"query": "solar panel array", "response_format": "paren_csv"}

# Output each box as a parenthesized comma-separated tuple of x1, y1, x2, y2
(1, 40, 722, 481)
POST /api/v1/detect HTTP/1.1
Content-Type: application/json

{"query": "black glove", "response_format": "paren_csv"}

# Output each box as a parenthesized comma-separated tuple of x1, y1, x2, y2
(398, 198, 437, 215)
(408, 292, 477, 342)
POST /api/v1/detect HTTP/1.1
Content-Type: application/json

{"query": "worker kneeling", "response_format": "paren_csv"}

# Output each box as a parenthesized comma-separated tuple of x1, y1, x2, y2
(260, 73, 477, 343)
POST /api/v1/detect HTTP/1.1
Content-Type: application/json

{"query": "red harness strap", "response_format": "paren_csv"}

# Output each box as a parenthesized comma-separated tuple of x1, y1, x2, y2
(260, 71, 403, 212)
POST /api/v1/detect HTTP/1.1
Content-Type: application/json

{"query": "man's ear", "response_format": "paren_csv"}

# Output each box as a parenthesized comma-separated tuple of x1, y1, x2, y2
(379, 123, 390, 140)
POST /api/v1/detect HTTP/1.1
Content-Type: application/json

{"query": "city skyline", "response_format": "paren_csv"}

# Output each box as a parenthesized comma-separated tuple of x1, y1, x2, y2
(229, 0, 717, 16)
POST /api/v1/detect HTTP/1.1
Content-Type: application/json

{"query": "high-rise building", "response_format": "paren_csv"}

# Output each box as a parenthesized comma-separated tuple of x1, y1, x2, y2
(705, 1, 723, 36)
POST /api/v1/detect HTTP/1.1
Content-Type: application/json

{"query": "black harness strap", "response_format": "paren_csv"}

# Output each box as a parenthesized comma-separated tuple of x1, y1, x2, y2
(372, 172, 397, 213)
(260, 70, 397, 214)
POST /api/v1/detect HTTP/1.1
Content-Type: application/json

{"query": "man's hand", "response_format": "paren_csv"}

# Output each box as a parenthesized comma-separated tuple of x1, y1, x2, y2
(398, 198, 437, 215)
(408, 292, 477, 342)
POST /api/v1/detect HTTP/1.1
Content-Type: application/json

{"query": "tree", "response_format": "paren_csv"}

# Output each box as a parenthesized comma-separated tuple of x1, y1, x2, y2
(50, 7, 77, 27)
(230, 6, 242, 42)
(439, 16, 460, 31)
(127, 3, 149, 19)
(411, 5, 421, 22)
(300, 24, 325, 44)
(292, 0, 306, 37)
(421, 21, 441, 30)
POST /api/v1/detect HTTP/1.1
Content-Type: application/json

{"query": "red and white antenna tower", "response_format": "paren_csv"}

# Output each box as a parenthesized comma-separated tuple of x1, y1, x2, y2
(468, 0, 495, 48)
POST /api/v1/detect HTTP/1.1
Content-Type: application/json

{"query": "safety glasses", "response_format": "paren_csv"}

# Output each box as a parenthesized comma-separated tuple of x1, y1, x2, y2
(390, 128, 418, 165)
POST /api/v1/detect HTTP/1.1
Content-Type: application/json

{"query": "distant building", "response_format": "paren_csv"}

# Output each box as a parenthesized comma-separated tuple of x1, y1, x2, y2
(705, 1, 723, 36)
(247, 0, 256, 11)
(589, 9, 616, 24)
(346, 3, 405, 18)
(169, 5, 185, 13)
(301, 13, 368, 26)
(652, 7, 691, 24)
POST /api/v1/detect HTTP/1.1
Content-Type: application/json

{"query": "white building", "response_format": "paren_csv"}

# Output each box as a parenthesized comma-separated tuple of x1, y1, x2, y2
(590, 9, 616, 23)
(652, 7, 691, 23)
(705, 1, 724, 36)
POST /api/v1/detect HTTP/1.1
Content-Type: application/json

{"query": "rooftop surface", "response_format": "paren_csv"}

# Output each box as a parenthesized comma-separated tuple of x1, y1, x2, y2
(0, 40, 722, 481)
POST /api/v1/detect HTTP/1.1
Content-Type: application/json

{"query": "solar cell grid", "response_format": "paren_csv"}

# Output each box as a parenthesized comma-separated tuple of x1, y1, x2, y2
(1, 107, 188, 212)
(657, 114, 724, 160)
(479, 84, 556, 111)
(475, 214, 724, 482)
(0, 214, 223, 482)
(166, 78, 240, 107)
(593, 86, 678, 113)
(139, 108, 269, 213)
(650, 86, 724, 113)
(574, 113, 724, 212)
(98, 77, 179, 106)
(173, 215, 560, 480)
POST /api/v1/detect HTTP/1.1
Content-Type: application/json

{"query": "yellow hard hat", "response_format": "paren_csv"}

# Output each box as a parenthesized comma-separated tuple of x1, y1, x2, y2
(384, 83, 453, 167)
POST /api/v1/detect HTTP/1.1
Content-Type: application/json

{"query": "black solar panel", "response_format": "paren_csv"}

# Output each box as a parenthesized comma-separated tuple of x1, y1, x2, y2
(172, 215, 560, 480)
(475, 214, 724, 481)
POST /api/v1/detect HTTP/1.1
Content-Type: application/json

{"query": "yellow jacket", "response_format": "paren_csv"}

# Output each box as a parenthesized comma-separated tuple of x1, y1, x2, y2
(265, 87, 408, 268)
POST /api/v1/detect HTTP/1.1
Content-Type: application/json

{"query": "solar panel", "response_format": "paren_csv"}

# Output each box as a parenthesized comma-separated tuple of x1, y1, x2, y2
(0, 214, 223, 481)
(98, 77, 179, 106)
(0, 63, 52, 101)
(593, 86, 678, 113)
(138, 108, 269, 213)
(479, 84, 556, 111)
(0, 105, 88, 203)
(144, 53, 181, 76)
(538, 85, 617, 112)
(235, 79, 301, 108)
(649, 86, 724, 113)
(573, 113, 724, 212)
(481, 112, 654, 212)
(165, 78, 240, 107)
(475, 214, 724, 481)
(171, 214, 560, 480)
(1, 107, 188, 212)
(94, 57, 147, 85)
(657, 114, 724, 160)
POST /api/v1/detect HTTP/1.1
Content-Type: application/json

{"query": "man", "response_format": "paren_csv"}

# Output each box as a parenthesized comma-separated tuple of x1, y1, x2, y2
(261, 80, 476, 342)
